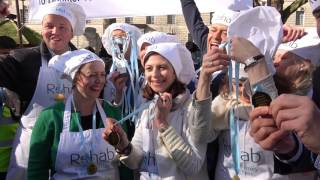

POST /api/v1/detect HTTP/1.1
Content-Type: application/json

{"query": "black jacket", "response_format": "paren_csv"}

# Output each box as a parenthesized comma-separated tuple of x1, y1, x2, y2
(0, 42, 76, 113)
(312, 66, 320, 108)
(180, 0, 209, 55)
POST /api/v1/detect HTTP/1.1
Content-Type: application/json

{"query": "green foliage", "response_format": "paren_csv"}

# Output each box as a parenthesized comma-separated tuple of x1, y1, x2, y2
(0, 20, 42, 46)
(21, 26, 42, 45)
(0, 20, 27, 44)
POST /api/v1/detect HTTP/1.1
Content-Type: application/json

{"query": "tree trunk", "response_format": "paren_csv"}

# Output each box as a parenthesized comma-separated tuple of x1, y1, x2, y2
(281, 0, 308, 23)
(271, 0, 284, 12)
(253, 0, 261, 6)
(254, 0, 308, 24)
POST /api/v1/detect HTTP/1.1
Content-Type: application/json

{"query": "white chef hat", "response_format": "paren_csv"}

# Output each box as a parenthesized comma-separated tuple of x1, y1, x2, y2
(143, 43, 196, 84)
(40, 2, 86, 36)
(222, 0, 253, 11)
(290, 44, 320, 65)
(101, 23, 142, 55)
(137, 31, 180, 50)
(211, 9, 239, 27)
(278, 28, 320, 64)
(48, 49, 105, 81)
(309, 0, 320, 13)
(228, 6, 283, 75)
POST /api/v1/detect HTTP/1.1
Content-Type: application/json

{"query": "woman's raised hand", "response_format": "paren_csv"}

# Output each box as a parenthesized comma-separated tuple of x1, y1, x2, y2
(103, 118, 129, 151)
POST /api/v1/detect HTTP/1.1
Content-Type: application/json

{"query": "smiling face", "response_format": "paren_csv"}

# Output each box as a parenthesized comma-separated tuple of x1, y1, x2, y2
(75, 61, 106, 100)
(41, 14, 73, 55)
(207, 23, 228, 51)
(144, 53, 176, 93)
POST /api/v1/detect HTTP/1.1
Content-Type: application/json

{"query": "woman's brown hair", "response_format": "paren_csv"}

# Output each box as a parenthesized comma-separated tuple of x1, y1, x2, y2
(142, 79, 186, 100)
(142, 51, 187, 100)
(274, 58, 315, 95)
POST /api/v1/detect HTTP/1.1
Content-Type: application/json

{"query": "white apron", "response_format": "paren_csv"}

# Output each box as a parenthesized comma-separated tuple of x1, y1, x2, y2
(140, 115, 160, 180)
(52, 95, 119, 180)
(215, 119, 284, 180)
(137, 98, 186, 180)
(6, 57, 72, 180)
(215, 111, 315, 180)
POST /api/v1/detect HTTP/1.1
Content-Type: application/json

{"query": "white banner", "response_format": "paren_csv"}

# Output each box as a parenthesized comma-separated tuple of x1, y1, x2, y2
(28, 0, 252, 21)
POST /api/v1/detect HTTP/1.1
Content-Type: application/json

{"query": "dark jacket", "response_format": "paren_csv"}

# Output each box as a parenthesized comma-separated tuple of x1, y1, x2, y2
(180, 1, 219, 179)
(180, 0, 209, 55)
(0, 42, 77, 114)
(312, 66, 320, 108)
(275, 144, 316, 175)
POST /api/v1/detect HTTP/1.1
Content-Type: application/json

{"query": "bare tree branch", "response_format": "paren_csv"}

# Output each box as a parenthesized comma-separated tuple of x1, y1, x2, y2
(253, 0, 261, 7)
(282, 0, 308, 23)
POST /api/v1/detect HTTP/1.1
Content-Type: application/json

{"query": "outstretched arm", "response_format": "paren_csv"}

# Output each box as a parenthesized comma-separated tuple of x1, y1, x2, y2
(180, 0, 209, 54)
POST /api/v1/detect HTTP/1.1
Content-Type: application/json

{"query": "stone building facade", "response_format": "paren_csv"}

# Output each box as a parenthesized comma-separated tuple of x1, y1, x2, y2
(3, 0, 317, 49)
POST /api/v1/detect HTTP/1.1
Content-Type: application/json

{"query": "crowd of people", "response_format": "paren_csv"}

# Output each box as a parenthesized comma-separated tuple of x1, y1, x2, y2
(1, 0, 320, 179)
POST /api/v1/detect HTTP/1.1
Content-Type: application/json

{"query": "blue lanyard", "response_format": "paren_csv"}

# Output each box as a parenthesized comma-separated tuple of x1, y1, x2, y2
(223, 40, 241, 176)
(111, 32, 141, 123)
(114, 95, 159, 126)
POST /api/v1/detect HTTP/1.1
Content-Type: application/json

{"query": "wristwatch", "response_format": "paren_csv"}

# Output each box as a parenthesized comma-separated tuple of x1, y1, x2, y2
(244, 54, 264, 71)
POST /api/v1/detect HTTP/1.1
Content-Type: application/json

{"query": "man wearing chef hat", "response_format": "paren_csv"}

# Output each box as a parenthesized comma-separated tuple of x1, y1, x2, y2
(0, 2, 86, 180)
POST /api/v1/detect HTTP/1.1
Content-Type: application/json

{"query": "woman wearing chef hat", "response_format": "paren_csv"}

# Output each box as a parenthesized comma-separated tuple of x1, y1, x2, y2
(28, 49, 130, 180)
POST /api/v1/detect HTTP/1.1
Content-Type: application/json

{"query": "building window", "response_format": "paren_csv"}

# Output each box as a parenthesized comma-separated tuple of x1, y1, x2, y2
(20, 5, 28, 24)
(146, 16, 154, 24)
(167, 15, 176, 24)
(209, 12, 214, 24)
(110, 18, 116, 24)
(296, 9, 304, 25)
(125, 17, 133, 24)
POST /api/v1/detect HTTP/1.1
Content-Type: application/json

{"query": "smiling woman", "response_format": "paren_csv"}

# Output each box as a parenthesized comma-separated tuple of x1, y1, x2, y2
(28, 49, 129, 180)
(75, 62, 106, 100)
(143, 53, 177, 96)
(103, 42, 213, 180)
